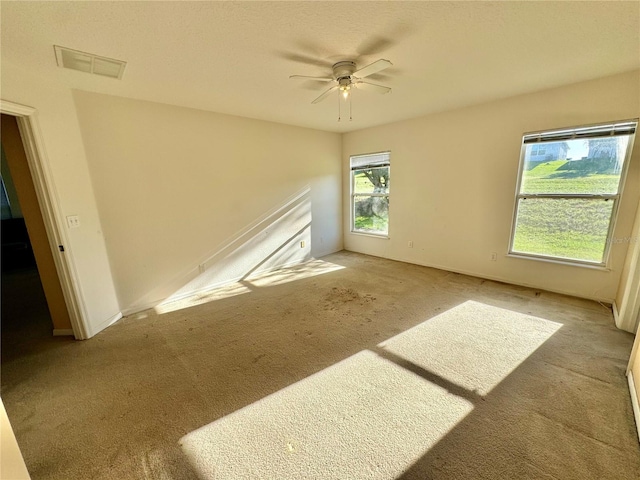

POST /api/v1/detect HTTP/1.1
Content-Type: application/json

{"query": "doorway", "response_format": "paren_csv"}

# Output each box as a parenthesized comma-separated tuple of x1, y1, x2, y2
(1, 114, 73, 357)
(1, 144, 51, 361)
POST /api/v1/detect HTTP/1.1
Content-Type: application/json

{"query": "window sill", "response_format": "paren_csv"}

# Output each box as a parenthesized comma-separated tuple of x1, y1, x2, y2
(507, 252, 611, 271)
(350, 230, 390, 240)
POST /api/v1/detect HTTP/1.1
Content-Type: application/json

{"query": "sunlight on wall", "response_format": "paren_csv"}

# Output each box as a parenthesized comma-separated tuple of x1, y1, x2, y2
(179, 301, 561, 478)
(154, 259, 344, 315)
(127, 187, 326, 315)
(166, 189, 312, 299)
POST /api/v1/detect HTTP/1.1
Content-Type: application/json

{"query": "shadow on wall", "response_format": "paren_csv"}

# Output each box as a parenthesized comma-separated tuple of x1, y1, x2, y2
(125, 187, 313, 315)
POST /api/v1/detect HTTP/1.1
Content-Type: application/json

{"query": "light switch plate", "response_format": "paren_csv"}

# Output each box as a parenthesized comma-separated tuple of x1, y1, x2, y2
(66, 215, 80, 228)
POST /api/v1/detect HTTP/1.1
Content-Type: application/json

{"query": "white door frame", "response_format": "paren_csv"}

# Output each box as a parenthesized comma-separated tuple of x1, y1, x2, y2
(626, 299, 640, 442)
(1, 99, 89, 339)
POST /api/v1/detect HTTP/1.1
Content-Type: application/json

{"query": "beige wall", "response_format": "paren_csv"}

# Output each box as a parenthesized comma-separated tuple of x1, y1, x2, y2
(343, 70, 640, 302)
(633, 342, 640, 396)
(1, 114, 71, 331)
(616, 198, 640, 332)
(1, 59, 121, 337)
(73, 92, 343, 314)
(0, 399, 30, 480)
(3, 52, 638, 332)
(630, 321, 640, 432)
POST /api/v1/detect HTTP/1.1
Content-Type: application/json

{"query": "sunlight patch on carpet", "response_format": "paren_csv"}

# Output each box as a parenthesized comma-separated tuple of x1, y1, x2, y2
(380, 300, 562, 396)
(246, 258, 345, 288)
(155, 259, 344, 314)
(180, 301, 560, 478)
(154, 282, 253, 314)
(180, 350, 473, 479)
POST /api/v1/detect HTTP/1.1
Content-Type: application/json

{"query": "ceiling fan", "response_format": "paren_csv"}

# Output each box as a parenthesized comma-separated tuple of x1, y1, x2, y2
(290, 59, 393, 104)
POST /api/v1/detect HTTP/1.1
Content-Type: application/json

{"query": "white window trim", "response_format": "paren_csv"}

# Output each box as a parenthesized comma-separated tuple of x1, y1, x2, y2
(508, 119, 637, 268)
(350, 151, 390, 238)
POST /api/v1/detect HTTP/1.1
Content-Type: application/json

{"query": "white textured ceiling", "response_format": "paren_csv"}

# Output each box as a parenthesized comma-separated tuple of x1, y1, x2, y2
(2, 1, 639, 133)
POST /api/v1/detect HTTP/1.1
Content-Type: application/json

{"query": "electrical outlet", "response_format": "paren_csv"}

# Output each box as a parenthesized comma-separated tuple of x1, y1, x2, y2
(490, 252, 497, 261)
(408, 240, 413, 248)
(66, 215, 80, 228)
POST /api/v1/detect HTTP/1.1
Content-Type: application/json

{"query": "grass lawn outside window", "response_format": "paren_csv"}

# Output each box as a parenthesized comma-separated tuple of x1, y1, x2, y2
(351, 152, 390, 237)
(510, 121, 636, 266)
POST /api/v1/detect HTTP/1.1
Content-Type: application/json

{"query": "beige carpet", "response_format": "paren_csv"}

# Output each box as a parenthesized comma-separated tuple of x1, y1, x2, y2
(2, 251, 639, 479)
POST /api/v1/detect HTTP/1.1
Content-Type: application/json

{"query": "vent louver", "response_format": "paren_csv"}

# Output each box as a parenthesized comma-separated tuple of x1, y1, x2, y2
(54, 45, 126, 79)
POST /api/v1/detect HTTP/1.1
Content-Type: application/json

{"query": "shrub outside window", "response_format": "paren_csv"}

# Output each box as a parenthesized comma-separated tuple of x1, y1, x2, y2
(509, 121, 637, 266)
(351, 152, 390, 236)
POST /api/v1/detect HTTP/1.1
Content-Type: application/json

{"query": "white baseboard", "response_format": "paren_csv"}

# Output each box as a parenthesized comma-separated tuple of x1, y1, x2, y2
(628, 372, 640, 443)
(52, 328, 74, 336)
(121, 263, 304, 317)
(345, 249, 614, 305)
(613, 301, 621, 328)
(87, 312, 123, 338)
(313, 246, 342, 259)
(405, 258, 614, 304)
(163, 258, 306, 303)
(121, 301, 161, 317)
(120, 254, 342, 318)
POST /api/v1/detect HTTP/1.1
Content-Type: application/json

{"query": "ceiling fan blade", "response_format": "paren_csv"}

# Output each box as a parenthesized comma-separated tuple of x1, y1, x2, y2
(355, 81, 391, 95)
(353, 59, 393, 79)
(311, 85, 339, 104)
(289, 75, 334, 82)
(357, 36, 396, 56)
(276, 52, 332, 68)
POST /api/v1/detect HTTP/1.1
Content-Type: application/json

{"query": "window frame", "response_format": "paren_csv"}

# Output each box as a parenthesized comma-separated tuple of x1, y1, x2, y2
(508, 120, 637, 268)
(350, 151, 391, 238)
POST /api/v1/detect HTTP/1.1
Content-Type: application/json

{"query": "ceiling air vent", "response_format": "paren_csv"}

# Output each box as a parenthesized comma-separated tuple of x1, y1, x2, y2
(54, 45, 126, 79)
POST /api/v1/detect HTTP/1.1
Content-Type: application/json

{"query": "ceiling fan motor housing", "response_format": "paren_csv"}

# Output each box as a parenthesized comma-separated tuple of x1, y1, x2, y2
(332, 61, 356, 80)
(293, 59, 392, 105)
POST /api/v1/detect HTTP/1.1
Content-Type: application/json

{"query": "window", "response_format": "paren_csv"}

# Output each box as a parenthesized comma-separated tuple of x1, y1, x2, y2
(351, 152, 390, 236)
(509, 120, 637, 266)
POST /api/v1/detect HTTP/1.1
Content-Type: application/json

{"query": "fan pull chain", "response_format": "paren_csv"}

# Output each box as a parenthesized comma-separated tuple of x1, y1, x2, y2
(337, 91, 341, 122)
(349, 93, 352, 121)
